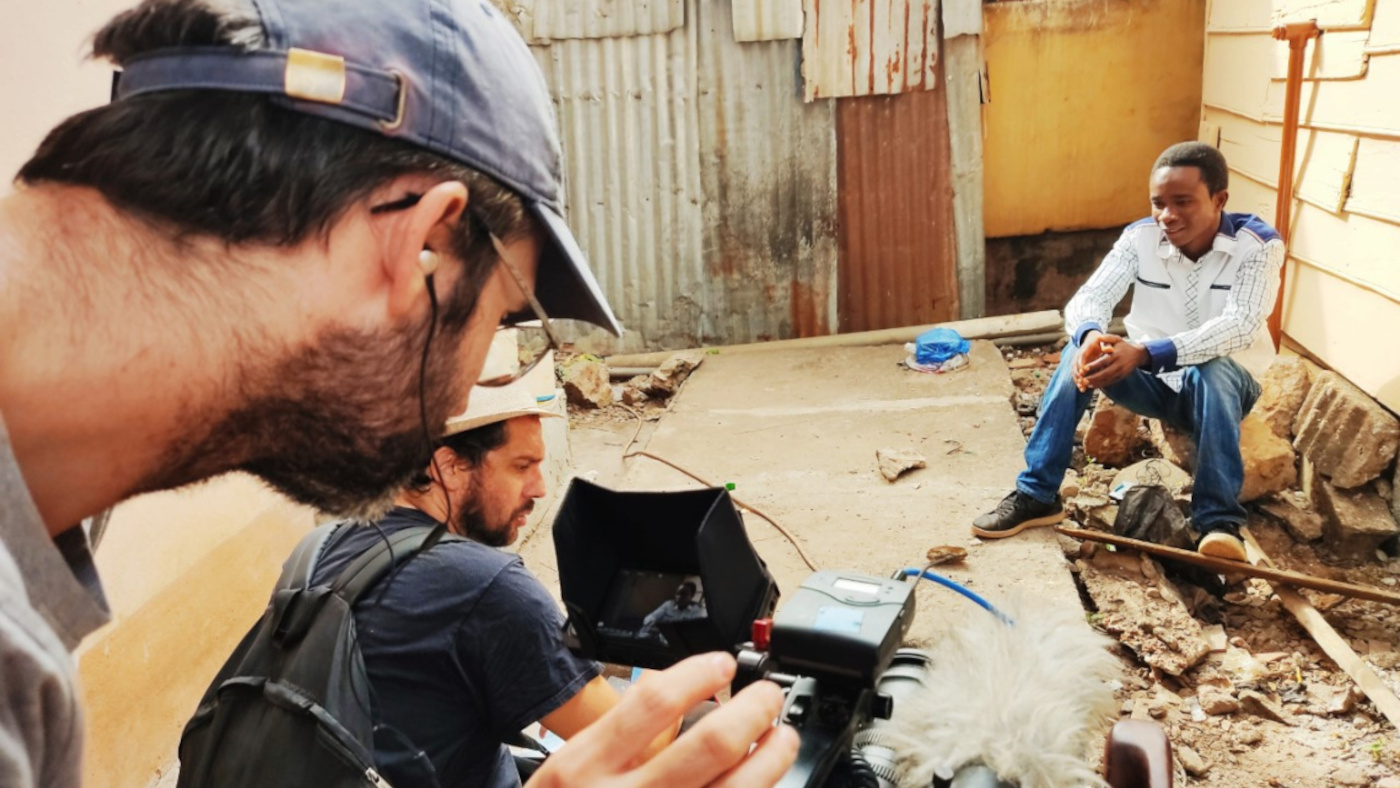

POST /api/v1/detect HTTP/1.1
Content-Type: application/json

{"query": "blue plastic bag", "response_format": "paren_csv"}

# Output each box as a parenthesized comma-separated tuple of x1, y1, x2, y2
(913, 328, 971, 365)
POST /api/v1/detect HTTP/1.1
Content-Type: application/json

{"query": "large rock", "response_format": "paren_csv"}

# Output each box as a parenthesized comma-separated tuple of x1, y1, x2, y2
(1148, 419, 1196, 470)
(1293, 371, 1400, 488)
(1084, 398, 1145, 467)
(1253, 356, 1313, 440)
(562, 359, 613, 408)
(1238, 413, 1297, 502)
(1393, 460, 1400, 533)
(1255, 492, 1324, 542)
(643, 350, 705, 398)
(1312, 472, 1400, 563)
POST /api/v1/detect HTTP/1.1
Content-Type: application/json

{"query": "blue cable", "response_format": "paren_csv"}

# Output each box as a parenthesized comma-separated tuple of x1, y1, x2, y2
(901, 568, 1014, 626)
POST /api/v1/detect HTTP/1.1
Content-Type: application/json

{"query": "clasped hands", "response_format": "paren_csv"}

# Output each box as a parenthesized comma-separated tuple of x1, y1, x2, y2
(1073, 331, 1149, 392)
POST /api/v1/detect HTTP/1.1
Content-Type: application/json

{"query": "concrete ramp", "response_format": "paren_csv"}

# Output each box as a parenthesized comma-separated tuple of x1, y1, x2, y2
(522, 340, 1084, 647)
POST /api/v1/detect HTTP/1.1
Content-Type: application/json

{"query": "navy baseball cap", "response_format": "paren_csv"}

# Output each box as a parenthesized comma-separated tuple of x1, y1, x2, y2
(111, 0, 621, 336)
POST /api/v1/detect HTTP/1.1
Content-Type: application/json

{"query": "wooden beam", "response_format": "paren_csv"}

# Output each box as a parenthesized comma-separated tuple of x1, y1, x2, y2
(1054, 526, 1400, 606)
(944, 33, 986, 320)
(1240, 531, 1400, 728)
(604, 310, 1063, 368)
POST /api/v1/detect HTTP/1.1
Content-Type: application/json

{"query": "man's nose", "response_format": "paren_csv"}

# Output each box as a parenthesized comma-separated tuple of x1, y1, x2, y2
(525, 466, 547, 499)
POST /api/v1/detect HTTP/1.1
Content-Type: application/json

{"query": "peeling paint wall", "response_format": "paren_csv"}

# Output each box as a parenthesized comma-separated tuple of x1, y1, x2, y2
(1201, 0, 1400, 411)
(528, 0, 839, 352)
(982, 0, 1208, 238)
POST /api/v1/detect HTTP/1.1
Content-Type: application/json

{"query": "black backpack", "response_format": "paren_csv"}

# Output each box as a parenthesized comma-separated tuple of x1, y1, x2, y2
(177, 522, 459, 788)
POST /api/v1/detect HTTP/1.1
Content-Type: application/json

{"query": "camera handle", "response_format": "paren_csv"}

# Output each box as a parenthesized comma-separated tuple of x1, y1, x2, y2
(775, 677, 892, 788)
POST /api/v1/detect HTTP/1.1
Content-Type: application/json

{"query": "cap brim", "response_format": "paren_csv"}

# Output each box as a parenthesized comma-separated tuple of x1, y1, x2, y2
(529, 202, 623, 336)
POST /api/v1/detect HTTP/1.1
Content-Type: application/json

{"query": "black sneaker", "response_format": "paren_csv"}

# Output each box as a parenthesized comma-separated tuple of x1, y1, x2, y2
(971, 491, 1066, 539)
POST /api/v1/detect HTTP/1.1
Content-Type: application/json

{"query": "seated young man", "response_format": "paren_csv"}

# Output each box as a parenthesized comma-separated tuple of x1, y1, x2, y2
(307, 385, 675, 787)
(971, 142, 1283, 562)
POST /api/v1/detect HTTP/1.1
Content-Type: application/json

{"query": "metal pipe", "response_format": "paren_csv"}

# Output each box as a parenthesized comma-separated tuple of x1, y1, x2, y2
(1266, 20, 1322, 350)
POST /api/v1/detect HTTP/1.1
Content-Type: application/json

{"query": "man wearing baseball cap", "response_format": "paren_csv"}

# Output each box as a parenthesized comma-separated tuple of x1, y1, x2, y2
(0, 0, 796, 785)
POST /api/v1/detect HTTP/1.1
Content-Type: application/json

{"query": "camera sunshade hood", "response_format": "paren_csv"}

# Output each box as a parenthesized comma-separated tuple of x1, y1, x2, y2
(553, 479, 779, 669)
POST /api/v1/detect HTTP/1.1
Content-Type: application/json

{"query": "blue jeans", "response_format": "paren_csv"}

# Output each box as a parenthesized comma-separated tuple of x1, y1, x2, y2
(1016, 340, 1262, 533)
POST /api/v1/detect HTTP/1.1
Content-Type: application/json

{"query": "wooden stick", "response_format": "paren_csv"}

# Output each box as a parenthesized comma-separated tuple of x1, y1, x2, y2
(1054, 526, 1400, 606)
(604, 310, 1065, 367)
(1240, 530, 1400, 728)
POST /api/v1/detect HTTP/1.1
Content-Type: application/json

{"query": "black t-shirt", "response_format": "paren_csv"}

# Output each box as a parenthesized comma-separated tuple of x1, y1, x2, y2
(312, 508, 600, 788)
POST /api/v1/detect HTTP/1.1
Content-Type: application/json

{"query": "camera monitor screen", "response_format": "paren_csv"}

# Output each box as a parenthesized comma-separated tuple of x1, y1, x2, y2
(598, 571, 708, 646)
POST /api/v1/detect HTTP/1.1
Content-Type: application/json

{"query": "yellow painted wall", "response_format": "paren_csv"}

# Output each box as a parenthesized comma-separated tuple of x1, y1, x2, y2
(78, 479, 315, 788)
(1200, 0, 1400, 412)
(982, 0, 1207, 238)
(2, 4, 319, 787)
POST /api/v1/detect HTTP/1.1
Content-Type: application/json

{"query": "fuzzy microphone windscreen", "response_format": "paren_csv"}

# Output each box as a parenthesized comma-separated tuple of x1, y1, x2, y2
(883, 595, 1122, 788)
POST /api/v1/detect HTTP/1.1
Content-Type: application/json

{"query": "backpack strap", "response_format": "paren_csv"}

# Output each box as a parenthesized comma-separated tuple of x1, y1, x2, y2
(331, 524, 466, 606)
(280, 522, 344, 591)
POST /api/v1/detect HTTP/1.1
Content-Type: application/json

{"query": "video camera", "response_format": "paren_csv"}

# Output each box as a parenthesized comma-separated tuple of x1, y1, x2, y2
(553, 480, 920, 788)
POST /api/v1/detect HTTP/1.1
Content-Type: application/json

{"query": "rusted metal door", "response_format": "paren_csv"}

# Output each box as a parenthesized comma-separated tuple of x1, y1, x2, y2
(836, 81, 960, 332)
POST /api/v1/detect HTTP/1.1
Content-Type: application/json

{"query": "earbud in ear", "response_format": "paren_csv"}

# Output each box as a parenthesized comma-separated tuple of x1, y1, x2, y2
(419, 249, 440, 276)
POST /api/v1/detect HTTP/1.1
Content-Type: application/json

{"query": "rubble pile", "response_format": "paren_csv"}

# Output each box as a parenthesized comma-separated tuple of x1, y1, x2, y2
(1005, 347, 1400, 784)
(558, 350, 708, 427)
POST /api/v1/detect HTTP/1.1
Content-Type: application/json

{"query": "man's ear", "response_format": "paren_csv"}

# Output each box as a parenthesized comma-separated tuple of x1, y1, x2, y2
(427, 445, 461, 487)
(1213, 188, 1230, 213)
(384, 180, 470, 319)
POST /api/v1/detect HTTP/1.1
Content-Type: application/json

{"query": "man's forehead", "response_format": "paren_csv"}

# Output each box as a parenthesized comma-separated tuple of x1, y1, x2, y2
(498, 415, 546, 450)
(1150, 165, 1207, 191)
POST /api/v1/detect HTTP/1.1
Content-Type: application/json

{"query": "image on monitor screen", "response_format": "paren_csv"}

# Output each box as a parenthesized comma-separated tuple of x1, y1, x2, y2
(598, 570, 707, 645)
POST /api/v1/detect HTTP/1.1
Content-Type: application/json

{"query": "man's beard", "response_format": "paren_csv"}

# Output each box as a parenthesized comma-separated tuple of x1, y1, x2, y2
(455, 495, 533, 548)
(147, 295, 477, 519)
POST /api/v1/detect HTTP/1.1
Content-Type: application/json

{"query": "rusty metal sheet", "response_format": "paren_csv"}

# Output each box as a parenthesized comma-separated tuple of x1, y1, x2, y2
(504, 0, 685, 41)
(532, 0, 837, 351)
(836, 84, 959, 332)
(698, 0, 839, 340)
(801, 0, 940, 101)
(532, 21, 705, 352)
(732, 0, 805, 42)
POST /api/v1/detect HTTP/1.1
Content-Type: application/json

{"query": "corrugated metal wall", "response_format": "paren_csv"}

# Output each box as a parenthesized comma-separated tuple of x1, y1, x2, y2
(836, 85, 959, 332)
(802, 0, 940, 100)
(507, 0, 686, 41)
(531, 0, 840, 352)
(519, 0, 961, 350)
(697, 0, 839, 341)
(532, 18, 707, 350)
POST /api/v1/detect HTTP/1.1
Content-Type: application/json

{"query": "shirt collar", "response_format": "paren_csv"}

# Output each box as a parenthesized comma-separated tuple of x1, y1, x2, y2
(0, 412, 111, 650)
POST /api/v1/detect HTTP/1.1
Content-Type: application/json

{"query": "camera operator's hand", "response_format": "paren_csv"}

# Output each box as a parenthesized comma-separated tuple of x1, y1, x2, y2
(524, 653, 798, 788)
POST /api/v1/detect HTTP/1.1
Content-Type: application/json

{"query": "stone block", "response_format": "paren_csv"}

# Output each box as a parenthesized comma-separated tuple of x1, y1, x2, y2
(1148, 419, 1195, 470)
(1253, 356, 1312, 440)
(1255, 492, 1324, 542)
(1238, 413, 1297, 502)
(1084, 398, 1145, 467)
(1293, 371, 1400, 488)
(643, 350, 705, 398)
(561, 359, 613, 408)
(1313, 475, 1400, 563)
(875, 448, 926, 482)
(1393, 460, 1400, 532)
(1196, 685, 1239, 716)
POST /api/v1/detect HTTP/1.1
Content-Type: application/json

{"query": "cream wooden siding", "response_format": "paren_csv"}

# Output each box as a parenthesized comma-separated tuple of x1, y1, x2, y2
(1201, 0, 1400, 411)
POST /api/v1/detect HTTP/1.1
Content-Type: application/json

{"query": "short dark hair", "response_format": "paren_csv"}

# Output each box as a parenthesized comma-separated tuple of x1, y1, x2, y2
(17, 0, 531, 325)
(1153, 141, 1229, 195)
(408, 420, 509, 492)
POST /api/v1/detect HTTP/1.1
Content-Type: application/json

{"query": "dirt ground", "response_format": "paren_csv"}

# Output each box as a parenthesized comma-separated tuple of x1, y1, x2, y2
(1002, 343, 1400, 788)
(516, 340, 1400, 788)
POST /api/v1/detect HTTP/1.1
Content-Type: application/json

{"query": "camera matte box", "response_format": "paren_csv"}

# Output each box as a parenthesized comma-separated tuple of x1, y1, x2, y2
(553, 479, 778, 669)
